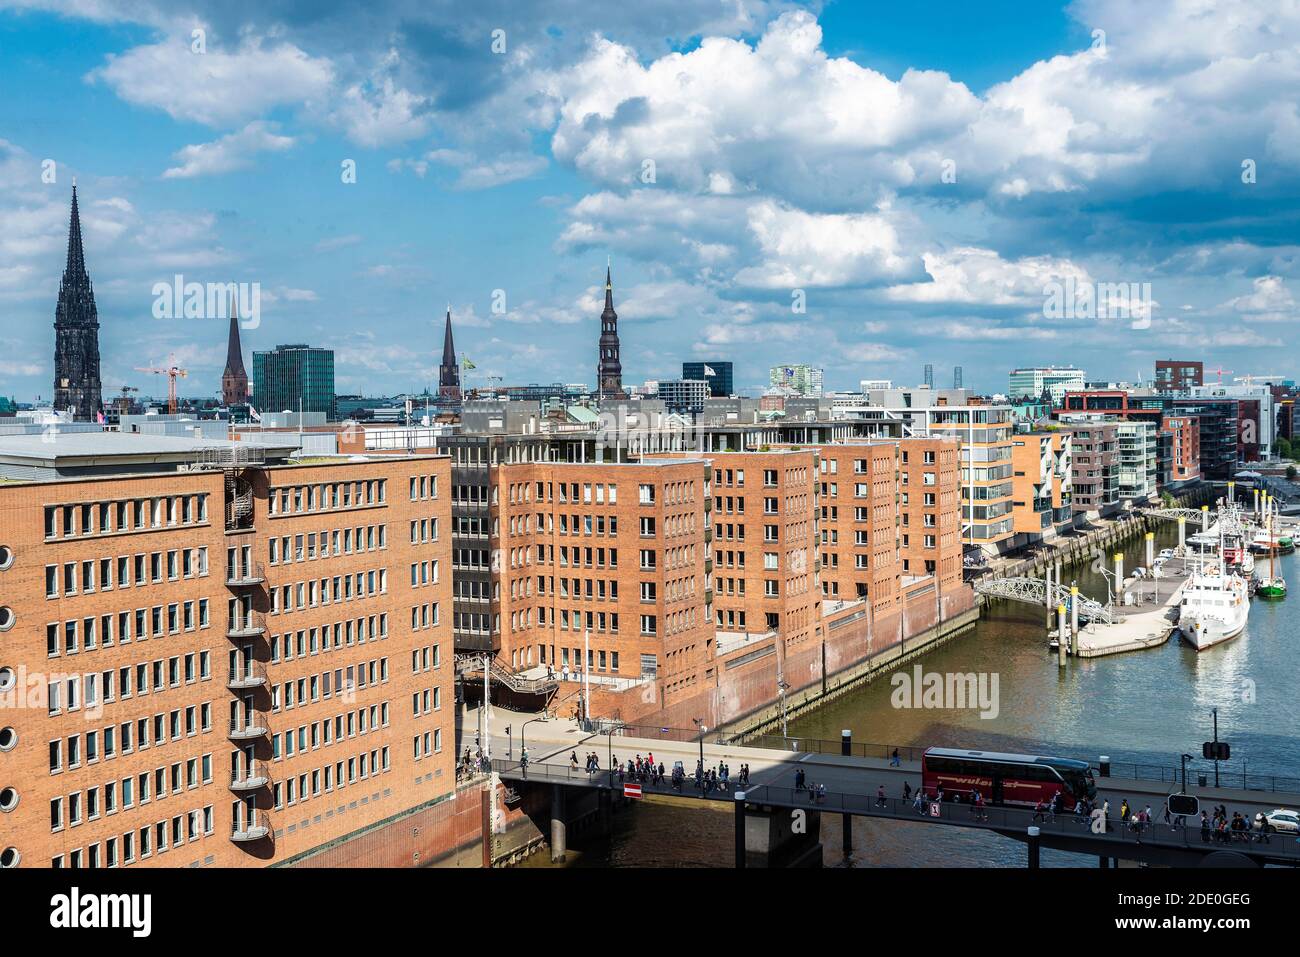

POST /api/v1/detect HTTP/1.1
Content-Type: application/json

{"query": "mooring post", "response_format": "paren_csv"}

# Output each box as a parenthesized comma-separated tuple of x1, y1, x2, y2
(1027, 825, 1041, 869)
(1057, 604, 1067, 667)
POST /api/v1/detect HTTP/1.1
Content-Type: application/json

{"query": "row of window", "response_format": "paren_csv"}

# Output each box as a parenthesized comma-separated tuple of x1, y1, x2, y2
(50, 806, 215, 869)
(269, 614, 390, 662)
(270, 658, 390, 712)
(272, 703, 390, 758)
(46, 603, 211, 658)
(49, 704, 213, 773)
(269, 480, 388, 516)
(44, 495, 209, 540)
(267, 524, 387, 564)
(271, 746, 393, 810)
(51, 754, 214, 832)
(45, 549, 210, 598)
(268, 568, 389, 614)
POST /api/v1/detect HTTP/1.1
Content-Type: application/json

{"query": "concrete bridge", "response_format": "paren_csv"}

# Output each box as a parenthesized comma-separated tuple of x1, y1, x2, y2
(488, 726, 1300, 868)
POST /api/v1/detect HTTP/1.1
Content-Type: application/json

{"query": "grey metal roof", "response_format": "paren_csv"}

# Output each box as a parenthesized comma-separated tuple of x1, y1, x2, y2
(0, 431, 297, 463)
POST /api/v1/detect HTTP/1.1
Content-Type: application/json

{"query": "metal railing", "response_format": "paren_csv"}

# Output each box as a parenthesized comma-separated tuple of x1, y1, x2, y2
(227, 660, 268, 690)
(226, 611, 265, 639)
(229, 715, 269, 740)
(230, 761, 270, 790)
(226, 560, 266, 586)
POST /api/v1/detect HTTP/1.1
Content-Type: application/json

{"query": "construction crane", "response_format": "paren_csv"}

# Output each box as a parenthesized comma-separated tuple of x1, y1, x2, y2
(1207, 365, 1234, 385)
(135, 356, 188, 414)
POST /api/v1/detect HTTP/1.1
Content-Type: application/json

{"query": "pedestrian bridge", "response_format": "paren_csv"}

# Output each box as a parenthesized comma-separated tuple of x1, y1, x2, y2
(974, 576, 1117, 624)
(491, 759, 1300, 868)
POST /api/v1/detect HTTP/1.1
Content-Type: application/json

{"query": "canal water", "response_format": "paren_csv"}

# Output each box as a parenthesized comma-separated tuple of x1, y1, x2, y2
(527, 523, 1300, 867)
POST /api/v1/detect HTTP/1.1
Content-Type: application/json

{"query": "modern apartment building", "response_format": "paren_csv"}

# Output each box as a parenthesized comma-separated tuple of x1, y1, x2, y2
(895, 405, 1016, 553)
(0, 433, 453, 869)
(1116, 420, 1159, 502)
(1161, 414, 1201, 485)
(1063, 420, 1120, 516)
(1155, 359, 1203, 394)
(1008, 367, 1086, 404)
(656, 379, 710, 415)
(1010, 431, 1073, 544)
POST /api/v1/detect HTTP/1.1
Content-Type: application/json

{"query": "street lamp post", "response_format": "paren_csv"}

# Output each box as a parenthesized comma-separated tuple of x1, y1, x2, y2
(520, 715, 548, 777)
(1180, 753, 1193, 794)
(693, 718, 707, 790)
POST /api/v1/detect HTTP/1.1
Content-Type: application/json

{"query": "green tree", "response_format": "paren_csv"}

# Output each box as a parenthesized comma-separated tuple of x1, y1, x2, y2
(1288, 465, 1297, 481)
(1277, 436, 1293, 460)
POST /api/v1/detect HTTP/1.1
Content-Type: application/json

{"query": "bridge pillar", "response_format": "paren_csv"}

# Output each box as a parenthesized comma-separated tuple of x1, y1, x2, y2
(1027, 826, 1040, 869)
(550, 784, 567, 863)
(840, 731, 853, 863)
(735, 792, 747, 869)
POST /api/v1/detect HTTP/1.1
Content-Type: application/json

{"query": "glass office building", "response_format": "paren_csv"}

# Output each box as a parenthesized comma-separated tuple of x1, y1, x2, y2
(253, 344, 336, 419)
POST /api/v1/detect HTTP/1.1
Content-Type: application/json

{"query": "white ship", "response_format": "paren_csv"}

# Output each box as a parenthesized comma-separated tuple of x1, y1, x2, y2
(1178, 570, 1250, 651)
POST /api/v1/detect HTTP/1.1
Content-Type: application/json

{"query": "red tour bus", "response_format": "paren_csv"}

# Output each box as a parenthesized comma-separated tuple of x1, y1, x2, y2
(921, 747, 1097, 809)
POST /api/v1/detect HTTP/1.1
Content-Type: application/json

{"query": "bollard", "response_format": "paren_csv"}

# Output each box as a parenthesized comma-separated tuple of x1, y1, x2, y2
(1099, 755, 1110, 777)
(1057, 605, 1068, 667)
(1027, 826, 1041, 869)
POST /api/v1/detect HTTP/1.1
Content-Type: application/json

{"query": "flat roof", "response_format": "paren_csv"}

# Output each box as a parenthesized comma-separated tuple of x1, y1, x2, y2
(0, 432, 299, 462)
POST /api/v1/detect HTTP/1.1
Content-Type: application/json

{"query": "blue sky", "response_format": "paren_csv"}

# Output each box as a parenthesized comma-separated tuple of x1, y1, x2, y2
(1, 0, 1299, 402)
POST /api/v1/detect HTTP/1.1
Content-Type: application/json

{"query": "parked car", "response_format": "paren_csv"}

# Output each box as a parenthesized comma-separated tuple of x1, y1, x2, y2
(1158, 548, 1176, 560)
(1265, 808, 1299, 833)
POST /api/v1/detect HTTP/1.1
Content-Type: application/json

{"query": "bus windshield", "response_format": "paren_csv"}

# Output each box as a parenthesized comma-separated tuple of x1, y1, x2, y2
(1061, 767, 1096, 800)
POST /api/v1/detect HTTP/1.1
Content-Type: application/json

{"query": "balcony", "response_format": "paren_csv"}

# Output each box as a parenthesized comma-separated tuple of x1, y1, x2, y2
(227, 660, 268, 690)
(226, 612, 265, 639)
(230, 762, 270, 791)
(226, 561, 265, 588)
(230, 815, 272, 843)
(229, 715, 269, 740)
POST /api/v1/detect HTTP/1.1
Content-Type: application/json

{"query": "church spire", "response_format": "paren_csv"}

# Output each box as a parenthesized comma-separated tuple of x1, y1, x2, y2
(596, 260, 625, 400)
(222, 298, 249, 407)
(438, 307, 462, 403)
(53, 182, 102, 421)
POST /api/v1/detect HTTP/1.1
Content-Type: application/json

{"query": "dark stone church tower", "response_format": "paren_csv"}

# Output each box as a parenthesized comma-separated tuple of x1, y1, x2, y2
(438, 308, 461, 403)
(596, 265, 626, 399)
(53, 182, 103, 421)
(222, 303, 249, 407)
